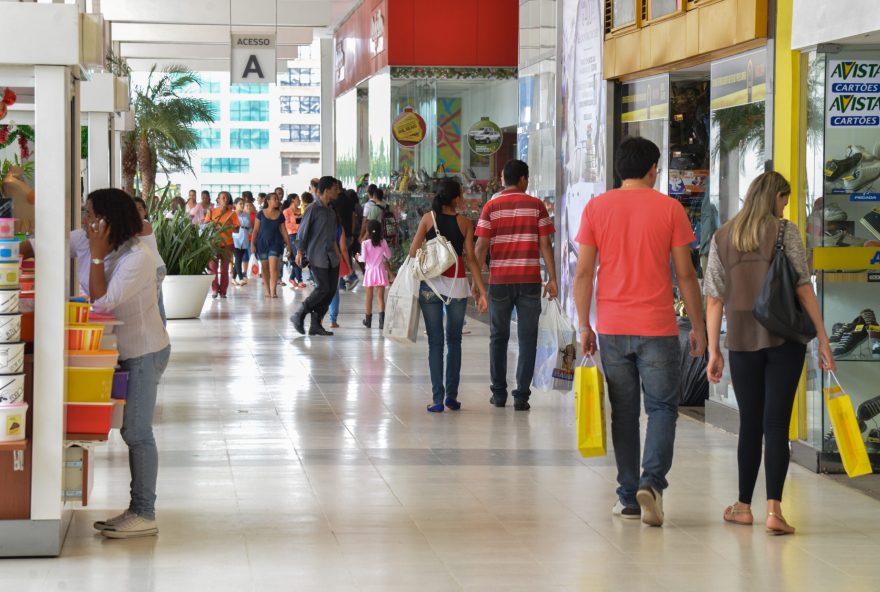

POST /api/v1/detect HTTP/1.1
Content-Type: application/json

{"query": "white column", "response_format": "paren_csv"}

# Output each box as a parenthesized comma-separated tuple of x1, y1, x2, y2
(31, 65, 73, 521)
(320, 37, 335, 175)
(87, 112, 111, 191)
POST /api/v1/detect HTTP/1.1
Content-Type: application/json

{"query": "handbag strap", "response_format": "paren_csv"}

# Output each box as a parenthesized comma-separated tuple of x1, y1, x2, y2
(430, 210, 442, 237)
(775, 219, 787, 252)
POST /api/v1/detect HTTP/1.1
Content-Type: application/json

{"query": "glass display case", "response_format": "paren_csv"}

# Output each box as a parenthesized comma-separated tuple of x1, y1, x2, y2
(801, 48, 880, 471)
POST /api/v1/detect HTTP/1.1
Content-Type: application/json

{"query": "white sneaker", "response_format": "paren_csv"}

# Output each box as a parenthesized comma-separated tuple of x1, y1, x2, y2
(93, 509, 136, 531)
(636, 487, 664, 527)
(843, 160, 880, 192)
(824, 202, 848, 222)
(100, 513, 158, 539)
(611, 501, 641, 520)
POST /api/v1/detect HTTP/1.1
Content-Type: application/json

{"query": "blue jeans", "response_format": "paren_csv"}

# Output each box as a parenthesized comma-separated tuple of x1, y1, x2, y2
(119, 345, 171, 520)
(488, 283, 542, 403)
(288, 234, 302, 282)
(329, 284, 341, 323)
(419, 283, 468, 405)
(598, 334, 681, 509)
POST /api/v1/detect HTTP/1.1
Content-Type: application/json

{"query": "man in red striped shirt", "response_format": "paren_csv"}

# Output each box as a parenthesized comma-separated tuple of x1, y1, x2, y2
(475, 160, 558, 411)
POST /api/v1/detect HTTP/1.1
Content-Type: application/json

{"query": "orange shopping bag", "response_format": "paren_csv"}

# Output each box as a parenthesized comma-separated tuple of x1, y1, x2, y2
(575, 355, 606, 458)
(824, 371, 872, 478)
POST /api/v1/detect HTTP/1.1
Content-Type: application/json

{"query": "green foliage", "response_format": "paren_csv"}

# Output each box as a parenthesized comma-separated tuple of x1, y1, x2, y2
(0, 155, 34, 181)
(149, 186, 227, 276)
(710, 101, 766, 171)
(81, 126, 88, 159)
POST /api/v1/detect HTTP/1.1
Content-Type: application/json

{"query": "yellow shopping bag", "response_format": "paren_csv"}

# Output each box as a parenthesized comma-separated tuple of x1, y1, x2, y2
(575, 355, 606, 458)
(824, 372, 872, 478)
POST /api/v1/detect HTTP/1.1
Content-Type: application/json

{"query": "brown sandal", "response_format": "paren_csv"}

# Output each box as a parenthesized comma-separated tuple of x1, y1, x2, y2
(723, 504, 753, 526)
(766, 512, 796, 536)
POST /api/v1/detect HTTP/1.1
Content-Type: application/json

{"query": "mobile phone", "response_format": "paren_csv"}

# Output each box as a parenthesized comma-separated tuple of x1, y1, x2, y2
(860, 208, 880, 241)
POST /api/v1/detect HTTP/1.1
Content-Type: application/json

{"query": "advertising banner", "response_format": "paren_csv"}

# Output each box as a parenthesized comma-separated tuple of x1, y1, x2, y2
(621, 75, 669, 123)
(825, 59, 880, 200)
(710, 48, 767, 111)
(392, 108, 427, 148)
(466, 117, 503, 156)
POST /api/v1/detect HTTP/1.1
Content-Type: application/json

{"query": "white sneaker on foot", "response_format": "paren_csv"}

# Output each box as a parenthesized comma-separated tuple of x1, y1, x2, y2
(611, 501, 641, 520)
(636, 487, 664, 527)
(93, 509, 136, 531)
(100, 513, 158, 539)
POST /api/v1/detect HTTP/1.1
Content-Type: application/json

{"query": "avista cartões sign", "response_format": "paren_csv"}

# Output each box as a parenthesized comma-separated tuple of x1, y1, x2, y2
(827, 59, 880, 128)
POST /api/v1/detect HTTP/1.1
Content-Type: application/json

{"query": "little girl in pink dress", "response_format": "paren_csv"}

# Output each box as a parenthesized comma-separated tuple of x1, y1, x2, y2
(359, 220, 393, 330)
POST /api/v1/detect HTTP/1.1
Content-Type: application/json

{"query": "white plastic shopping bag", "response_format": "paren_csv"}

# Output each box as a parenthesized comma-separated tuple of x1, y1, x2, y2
(533, 299, 578, 392)
(383, 258, 421, 343)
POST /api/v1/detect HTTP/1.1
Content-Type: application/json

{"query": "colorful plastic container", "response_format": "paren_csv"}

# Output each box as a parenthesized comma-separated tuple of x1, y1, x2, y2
(66, 350, 119, 369)
(0, 219, 15, 240)
(65, 367, 114, 403)
(0, 403, 27, 442)
(65, 402, 113, 435)
(0, 239, 20, 262)
(0, 289, 19, 314)
(111, 371, 129, 400)
(0, 373, 25, 405)
(66, 324, 105, 351)
(0, 342, 25, 374)
(0, 314, 21, 343)
(67, 302, 90, 325)
(0, 263, 19, 288)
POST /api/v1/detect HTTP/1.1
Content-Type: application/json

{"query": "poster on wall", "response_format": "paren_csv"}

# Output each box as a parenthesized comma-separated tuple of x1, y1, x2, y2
(621, 75, 669, 123)
(710, 49, 767, 111)
(466, 117, 502, 156)
(558, 0, 606, 321)
(392, 107, 427, 148)
(825, 59, 880, 201)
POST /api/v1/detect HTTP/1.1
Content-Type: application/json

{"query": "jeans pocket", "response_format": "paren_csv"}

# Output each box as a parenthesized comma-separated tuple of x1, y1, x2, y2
(489, 285, 510, 303)
(520, 283, 541, 299)
(642, 336, 682, 368)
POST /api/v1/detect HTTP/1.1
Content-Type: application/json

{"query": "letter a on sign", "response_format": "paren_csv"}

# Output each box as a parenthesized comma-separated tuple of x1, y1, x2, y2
(243, 55, 264, 79)
(231, 33, 276, 84)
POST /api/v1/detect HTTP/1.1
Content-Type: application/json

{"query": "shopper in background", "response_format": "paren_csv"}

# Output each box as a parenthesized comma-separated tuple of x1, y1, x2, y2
(411, 179, 488, 413)
(704, 171, 835, 536)
(256, 193, 267, 210)
(327, 222, 352, 328)
(204, 191, 240, 299)
(199, 190, 212, 212)
(309, 178, 319, 196)
(335, 188, 359, 290)
(132, 197, 167, 325)
(475, 159, 557, 412)
(232, 197, 251, 286)
(185, 190, 204, 225)
(251, 192, 291, 298)
(291, 176, 341, 336)
(283, 193, 305, 288)
(574, 137, 706, 527)
(359, 220, 392, 330)
(82, 189, 171, 539)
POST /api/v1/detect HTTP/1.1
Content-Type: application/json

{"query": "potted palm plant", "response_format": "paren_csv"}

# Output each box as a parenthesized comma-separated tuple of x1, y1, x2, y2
(150, 189, 226, 319)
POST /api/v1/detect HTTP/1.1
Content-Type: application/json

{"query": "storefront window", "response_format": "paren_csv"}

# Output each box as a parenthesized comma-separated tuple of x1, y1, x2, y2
(619, 74, 669, 192)
(804, 49, 880, 466)
(706, 48, 768, 411)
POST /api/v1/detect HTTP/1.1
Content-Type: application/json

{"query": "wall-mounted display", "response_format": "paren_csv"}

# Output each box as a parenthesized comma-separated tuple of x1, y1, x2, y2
(466, 117, 502, 156)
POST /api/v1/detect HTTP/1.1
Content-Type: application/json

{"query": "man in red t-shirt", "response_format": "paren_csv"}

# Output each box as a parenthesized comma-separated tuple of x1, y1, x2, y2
(475, 160, 558, 411)
(574, 137, 706, 527)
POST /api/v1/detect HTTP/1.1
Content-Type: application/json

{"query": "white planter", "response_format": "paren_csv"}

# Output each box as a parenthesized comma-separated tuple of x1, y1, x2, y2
(162, 275, 214, 320)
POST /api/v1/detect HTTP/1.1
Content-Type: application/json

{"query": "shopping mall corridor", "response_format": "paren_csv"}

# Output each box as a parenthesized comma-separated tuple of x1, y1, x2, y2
(5, 283, 880, 591)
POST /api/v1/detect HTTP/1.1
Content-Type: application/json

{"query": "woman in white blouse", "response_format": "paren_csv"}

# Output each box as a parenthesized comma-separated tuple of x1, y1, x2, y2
(77, 189, 171, 539)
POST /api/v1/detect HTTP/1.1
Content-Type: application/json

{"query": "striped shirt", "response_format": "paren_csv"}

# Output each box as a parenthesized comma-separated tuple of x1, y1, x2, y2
(475, 189, 554, 285)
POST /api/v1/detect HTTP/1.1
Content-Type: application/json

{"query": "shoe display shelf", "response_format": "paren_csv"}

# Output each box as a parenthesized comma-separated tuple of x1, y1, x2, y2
(807, 195, 880, 472)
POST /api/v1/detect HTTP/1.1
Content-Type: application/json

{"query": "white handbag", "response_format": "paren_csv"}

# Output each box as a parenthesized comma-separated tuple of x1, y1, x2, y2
(413, 211, 458, 281)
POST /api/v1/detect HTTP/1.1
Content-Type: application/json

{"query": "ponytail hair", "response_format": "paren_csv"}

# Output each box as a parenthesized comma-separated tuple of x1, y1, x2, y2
(432, 178, 462, 215)
(367, 219, 382, 247)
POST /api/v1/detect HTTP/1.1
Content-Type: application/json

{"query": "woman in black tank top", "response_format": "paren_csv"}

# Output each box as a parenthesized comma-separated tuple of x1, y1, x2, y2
(408, 179, 488, 413)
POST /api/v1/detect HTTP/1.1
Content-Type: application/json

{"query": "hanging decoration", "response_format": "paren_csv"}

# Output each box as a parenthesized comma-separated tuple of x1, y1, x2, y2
(0, 88, 16, 121)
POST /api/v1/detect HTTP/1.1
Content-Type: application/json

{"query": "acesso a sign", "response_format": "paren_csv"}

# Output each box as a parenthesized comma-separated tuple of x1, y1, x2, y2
(231, 34, 276, 84)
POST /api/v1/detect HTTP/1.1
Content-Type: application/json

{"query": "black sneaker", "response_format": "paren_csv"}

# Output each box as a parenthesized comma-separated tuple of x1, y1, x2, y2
(824, 153, 863, 181)
(830, 322, 847, 344)
(309, 325, 334, 336)
(514, 400, 531, 411)
(833, 326, 868, 358)
(489, 395, 506, 408)
(290, 311, 305, 335)
(611, 501, 641, 520)
(857, 395, 880, 425)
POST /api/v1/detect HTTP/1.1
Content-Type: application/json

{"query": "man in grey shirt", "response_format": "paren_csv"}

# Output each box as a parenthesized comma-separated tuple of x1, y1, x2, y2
(291, 176, 341, 336)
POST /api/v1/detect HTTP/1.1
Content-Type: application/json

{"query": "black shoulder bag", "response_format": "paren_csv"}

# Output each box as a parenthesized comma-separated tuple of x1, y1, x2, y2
(752, 220, 817, 344)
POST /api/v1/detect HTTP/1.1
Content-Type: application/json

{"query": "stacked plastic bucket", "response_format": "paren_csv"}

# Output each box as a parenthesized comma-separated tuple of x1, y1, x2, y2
(0, 219, 27, 443)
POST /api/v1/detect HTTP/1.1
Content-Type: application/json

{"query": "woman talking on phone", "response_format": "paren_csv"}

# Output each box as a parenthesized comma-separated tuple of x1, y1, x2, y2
(78, 190, 171, 539)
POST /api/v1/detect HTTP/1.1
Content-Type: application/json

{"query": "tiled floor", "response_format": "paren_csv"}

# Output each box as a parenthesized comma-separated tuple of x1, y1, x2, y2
(5, 280, 880, 591)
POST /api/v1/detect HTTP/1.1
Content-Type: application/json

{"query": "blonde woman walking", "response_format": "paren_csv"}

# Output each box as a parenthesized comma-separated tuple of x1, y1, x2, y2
(704, 171, 835, 536)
